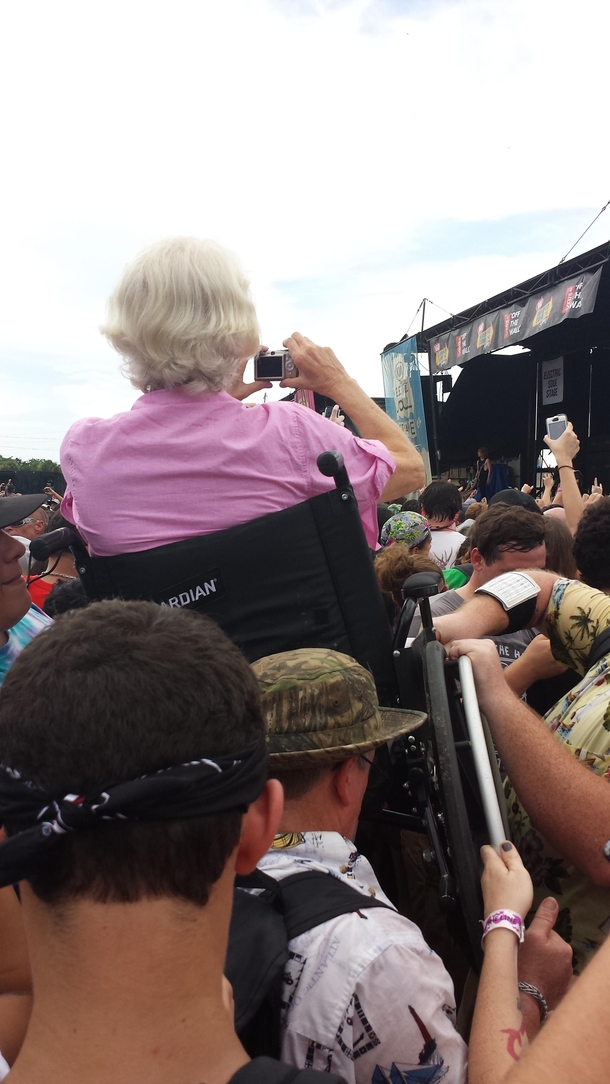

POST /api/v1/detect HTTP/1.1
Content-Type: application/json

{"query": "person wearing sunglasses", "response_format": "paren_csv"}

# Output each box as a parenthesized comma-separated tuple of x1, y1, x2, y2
(3, 506, 48, 542)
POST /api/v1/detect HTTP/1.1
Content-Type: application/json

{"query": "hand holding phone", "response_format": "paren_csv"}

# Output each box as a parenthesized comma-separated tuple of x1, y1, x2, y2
(545, 414, 568, 441)
(544, 418, 580, 464)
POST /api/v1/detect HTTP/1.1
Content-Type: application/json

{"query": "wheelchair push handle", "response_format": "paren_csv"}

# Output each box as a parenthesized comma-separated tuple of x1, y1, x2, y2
(30, 528, 83, 563)
(317, 451, 350, 491)
(457, 654, 507, 853)
(401, 571, 443, 631)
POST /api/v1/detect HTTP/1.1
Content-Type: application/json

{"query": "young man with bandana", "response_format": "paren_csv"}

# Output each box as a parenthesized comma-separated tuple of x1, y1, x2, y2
(0, 600, 344, 1084)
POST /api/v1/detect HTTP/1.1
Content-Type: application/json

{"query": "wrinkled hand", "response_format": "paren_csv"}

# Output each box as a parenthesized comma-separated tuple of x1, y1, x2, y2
(518, 896, 574, 1010)
(227, 355, 273, 401)
(521, 484, 534, 494)
(481, 841, 533, 921)
(543, 420, 580, 464)
(280, 333, 352, 398)
(328, 404, 345, 427)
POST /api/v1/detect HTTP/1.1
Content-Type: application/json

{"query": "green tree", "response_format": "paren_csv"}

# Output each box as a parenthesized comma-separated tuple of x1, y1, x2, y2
(0, 455, 61, 472)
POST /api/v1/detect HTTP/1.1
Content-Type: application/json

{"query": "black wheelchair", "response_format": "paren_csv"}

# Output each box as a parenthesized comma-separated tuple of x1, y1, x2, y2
(33, 452, 508, 971)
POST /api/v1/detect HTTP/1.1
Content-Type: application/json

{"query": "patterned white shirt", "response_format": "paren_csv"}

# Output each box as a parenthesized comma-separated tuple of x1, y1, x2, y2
(259, 832, 467, 1084)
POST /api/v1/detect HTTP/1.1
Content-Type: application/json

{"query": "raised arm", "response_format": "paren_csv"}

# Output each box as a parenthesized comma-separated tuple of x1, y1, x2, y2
(543, 422, 582, 534)
(468, 842, 533, 1084)
(470, 844, 573, 1084)
(282, 333, 426, 499)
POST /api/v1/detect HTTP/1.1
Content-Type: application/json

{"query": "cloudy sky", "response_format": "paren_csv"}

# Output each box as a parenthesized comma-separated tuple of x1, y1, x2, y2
(2, 0, 609, 461)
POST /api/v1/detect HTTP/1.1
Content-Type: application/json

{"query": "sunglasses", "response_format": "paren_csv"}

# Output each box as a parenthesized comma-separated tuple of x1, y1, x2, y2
(6, 517, 38, 528)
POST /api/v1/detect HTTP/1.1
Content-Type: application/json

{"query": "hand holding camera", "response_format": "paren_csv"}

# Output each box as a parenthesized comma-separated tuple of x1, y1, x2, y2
(277, 333, 354, 400)
(253, 348, 298, 383)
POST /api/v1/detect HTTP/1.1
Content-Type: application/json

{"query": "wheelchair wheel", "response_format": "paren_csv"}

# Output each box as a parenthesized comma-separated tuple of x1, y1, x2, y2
(424, 639, 484, 971)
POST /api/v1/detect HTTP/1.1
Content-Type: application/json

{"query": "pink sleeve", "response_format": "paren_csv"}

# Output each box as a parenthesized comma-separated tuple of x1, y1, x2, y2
(60, 489, 75, 525)
(59, 429, 76, 526)
(292, 406, 396, 549)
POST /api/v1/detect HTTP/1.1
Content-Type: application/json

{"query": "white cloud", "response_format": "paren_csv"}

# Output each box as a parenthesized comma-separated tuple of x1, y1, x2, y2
(1, 0, 609, 457)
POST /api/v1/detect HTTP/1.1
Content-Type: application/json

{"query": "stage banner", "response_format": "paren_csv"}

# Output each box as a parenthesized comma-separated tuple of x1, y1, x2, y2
(429, 266, 602, 373)
(381, 336, 431, 486)
(541, 358, 564, 406)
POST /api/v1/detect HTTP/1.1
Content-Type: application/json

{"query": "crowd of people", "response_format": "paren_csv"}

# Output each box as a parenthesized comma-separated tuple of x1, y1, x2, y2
(1, 235, 610, 1082)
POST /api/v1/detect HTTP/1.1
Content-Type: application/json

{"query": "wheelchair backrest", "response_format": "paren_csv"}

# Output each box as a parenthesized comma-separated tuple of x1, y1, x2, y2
(76, 480, 398, 705)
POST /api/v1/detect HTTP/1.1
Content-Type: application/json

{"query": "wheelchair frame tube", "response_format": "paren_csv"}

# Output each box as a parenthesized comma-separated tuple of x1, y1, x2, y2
(458, 655, 506, 853)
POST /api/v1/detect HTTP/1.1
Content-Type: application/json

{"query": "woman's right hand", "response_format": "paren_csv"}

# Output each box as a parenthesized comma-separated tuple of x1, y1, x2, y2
(481, 841, 533, 921)
(280, 333, 352, 398)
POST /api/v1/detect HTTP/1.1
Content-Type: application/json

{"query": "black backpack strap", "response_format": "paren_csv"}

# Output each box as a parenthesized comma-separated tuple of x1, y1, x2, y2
(229, 1056, 346, 1083)
(587, 626, 610, 671)
(272, 869, 392, 940)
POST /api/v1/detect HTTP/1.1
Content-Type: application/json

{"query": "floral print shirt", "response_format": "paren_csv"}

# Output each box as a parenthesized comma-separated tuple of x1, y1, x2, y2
(507, 578, 610, 970)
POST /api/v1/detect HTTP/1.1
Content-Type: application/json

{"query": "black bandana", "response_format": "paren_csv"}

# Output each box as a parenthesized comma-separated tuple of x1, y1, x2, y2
(0, 740, 268, 888)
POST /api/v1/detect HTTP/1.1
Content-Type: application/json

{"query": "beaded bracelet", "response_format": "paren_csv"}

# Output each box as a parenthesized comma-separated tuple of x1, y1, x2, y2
(481, 909, 525, 947)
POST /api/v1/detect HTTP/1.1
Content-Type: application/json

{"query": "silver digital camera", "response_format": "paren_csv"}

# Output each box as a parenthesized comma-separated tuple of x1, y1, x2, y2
(253, 349, 299, 382)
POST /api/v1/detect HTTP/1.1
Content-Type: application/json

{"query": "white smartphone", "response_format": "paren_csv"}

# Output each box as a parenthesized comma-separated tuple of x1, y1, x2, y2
(546, 414, 568, 441)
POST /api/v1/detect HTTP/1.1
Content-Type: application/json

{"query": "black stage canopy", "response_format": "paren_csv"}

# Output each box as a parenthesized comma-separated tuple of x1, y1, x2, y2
(386, 240, 610, 486)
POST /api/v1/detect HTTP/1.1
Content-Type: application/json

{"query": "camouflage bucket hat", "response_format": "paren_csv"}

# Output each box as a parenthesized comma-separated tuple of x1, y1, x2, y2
(252, 648, 426, 766)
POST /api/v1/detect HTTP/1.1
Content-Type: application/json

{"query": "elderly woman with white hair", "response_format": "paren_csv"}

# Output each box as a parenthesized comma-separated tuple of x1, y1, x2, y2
(60, 238, 424, 556)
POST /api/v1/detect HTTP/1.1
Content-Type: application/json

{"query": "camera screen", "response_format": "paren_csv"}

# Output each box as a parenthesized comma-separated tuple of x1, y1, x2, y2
(256, 353, 284, 379)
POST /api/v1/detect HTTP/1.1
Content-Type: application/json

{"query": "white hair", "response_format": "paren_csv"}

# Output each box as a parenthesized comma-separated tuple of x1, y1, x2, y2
(101, 237, 261, 393)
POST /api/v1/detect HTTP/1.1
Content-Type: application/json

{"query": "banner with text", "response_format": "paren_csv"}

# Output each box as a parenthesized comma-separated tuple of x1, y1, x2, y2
(429, 267, 602, 373)
(381, 336, 431, 486)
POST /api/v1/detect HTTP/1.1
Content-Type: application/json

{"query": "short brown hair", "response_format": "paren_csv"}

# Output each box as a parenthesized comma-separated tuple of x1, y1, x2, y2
(269, 758, 367, 802)
(0, 600, 264, 906)
(544, 515, 578, 579)
(469, 504, 545, 565)
(464, 502, 486, 522)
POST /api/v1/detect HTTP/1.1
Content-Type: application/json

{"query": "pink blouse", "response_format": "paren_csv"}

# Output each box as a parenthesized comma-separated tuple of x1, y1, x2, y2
(60, 388, 395, 556)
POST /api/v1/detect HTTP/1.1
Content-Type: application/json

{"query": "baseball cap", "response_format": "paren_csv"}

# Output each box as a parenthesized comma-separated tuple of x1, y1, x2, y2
(489, 489, 543, 515)
(0, 495, 48, 531)
(252, 648, 426, 767)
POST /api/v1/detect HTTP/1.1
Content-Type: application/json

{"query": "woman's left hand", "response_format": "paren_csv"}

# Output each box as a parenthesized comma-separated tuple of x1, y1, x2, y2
(227, 357, 273, 401)
(481, 841, 533, 920)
